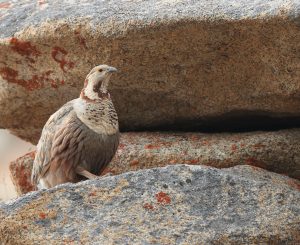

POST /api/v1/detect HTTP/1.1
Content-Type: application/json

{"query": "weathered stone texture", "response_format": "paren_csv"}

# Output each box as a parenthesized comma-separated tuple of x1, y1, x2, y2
(1, 165, 299, 244)
(9, 151, 35, 195)
(9, 129, 300, 195)
(0, 0, 299, 143)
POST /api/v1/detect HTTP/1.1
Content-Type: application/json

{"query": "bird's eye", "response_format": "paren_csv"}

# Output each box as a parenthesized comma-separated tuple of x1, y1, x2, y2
(99, 69, 103, 72)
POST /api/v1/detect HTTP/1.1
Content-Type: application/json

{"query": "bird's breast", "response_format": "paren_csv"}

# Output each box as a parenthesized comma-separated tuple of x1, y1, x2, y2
(73, 98, 119, 135)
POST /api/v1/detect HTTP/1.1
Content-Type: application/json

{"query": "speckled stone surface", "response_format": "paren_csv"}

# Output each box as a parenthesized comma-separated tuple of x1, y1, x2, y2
(9, 129, 300, 195)
(1, 165, 299, 244)
(9, 151, 35, 195)
(0, 0, 299, 143)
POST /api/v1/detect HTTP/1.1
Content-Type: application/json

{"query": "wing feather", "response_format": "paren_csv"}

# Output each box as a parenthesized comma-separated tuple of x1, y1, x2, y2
(31, 100, 75, 185)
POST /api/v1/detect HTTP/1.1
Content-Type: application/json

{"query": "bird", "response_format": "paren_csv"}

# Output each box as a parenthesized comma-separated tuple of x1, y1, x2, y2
(31, 64, 119, 189)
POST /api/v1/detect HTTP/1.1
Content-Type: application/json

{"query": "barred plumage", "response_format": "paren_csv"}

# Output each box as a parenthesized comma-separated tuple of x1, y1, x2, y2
(31, 65, 119, 189)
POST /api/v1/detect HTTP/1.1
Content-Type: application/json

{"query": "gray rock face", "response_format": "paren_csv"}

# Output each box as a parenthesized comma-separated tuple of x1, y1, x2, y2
(9, 129, 300, 196)
(1, 165, 299, 244)
(0, 0, 300, 142)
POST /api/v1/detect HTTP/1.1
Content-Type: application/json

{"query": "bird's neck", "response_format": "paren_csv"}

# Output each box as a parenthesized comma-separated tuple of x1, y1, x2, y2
(80, 89, 110, 102)
(80, 81, 109, 101)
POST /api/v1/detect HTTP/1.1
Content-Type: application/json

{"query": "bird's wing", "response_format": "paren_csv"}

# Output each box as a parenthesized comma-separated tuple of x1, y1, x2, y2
(47, 112, 85, 180)
(31, 100, 75, 185)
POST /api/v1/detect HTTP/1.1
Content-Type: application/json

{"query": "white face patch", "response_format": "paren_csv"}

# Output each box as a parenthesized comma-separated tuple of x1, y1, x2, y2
(83, 66, 115, 100)
(83, 81, 99, 100)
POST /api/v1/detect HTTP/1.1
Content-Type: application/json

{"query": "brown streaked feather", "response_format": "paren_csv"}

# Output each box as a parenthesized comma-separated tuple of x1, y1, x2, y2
(49, 117, 84, 179)
(31, 100, 75, 185)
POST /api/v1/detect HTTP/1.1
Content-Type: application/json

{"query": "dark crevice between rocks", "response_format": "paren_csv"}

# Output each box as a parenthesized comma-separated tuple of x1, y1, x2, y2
(125, 112, 300, 133)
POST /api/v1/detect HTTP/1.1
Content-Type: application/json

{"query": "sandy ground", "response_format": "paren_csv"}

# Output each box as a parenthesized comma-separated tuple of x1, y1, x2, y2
(0, 129, 35, 201)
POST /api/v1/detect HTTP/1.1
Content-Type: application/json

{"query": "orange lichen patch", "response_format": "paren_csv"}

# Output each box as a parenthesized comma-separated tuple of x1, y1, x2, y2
(50, 79, 64, 89)
(100, 167, 116, 176)
(159, 141, 173, 147)
(191, 135, 200, 141)
(0, 66, 18, 80)
(155, 191, 171, 205)
(14, 164, 34, 193)
(143, 203, 154, 210)
(286, 180, 300, 191)
(130, 159, 139, 167)
(185, 159, 199, 165)
(201, 140, 210, 146)
(50, 80, 58, 88)
(38, 0, 46, 5)
(0, 66, 39, 90)
(51, 46, 74, 72)
(38, 212, 47, 219)
(74, 30, 87, 49)
(9, 38, 41, 63)
(0, 2, 10, 8)
(22, 151, 36, 159)
(252, 143, 266, 149)
(245, 157, 266, 168)
(231, 144, 237, 152)
(144, 144, 160, 150)
(89, 191, 97, 196)
(63, 240, 75, 245)
(0, 67, 63, 90)
(169, 159, 177, 164)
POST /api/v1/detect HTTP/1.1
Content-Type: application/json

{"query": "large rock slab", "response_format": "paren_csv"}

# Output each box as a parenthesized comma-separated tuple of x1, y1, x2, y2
(9, 129, 300, 195)
(1, 165, 300, 244)
(0, 0, 300, 143)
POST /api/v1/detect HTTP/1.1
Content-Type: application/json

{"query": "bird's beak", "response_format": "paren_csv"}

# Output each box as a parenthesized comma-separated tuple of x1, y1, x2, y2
(107, 66, 118, 73)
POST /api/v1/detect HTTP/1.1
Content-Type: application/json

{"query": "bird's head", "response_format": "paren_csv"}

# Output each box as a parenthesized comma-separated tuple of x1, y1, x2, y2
(81, 64, 117, 101)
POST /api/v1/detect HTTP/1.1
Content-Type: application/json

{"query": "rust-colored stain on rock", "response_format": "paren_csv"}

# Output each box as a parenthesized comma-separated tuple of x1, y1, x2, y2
(0, 2, 10, 8)
(89, 191, 97, 197)
(245, 157, 266, 168)
(252, 143, 266, 149)
(0, 66, 17, 79)
(26, 151, 36, 159)
(100, 167, 116, 176)
(10, 38, 41, 63)
(0, 67, 63, 90)
(15, 165, 34, 193)
(118, 143, 126, 149)
(186, 159, 199, 164)
(130, 159, 139, 167)
(286, 180, 300, 191)
(74, 30, 87, 49)
(38, 0, 46, 5)
(143, 203, 154, 210)
(155, 191, 171, 205)
(0, 67, 40, 90)
(38, 212, 46, 219)
(51, 46, 74, 72)
(169, 159, 177, 164)
(231, 144, 238, 152)
(144, 144, 160, 150)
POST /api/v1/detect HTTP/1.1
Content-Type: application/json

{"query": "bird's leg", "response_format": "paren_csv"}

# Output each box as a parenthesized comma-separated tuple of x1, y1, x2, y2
(76, 166, 99, 180)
